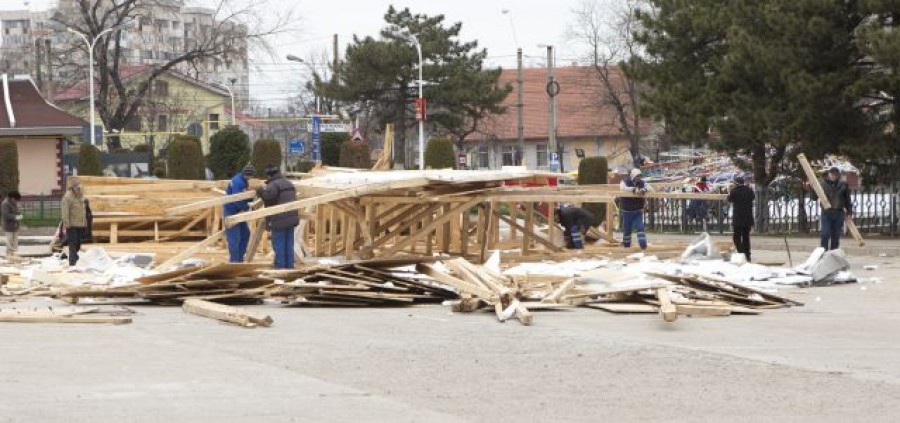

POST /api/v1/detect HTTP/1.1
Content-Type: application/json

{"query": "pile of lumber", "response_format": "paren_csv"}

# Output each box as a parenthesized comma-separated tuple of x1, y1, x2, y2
(56, 263, 272, 305)
(266, 258, 457, 306)
(79, 176, 232, 243)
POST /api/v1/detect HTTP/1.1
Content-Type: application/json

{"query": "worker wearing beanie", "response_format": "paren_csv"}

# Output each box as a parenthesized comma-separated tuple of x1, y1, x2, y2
(257, 166, 299, 269)
(223, 164, 256, 262)
(816, 166, 853, 250)
(619, 168, 651, 250)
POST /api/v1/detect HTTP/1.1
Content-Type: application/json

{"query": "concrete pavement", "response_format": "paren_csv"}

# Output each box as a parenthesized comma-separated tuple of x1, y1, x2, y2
(1, 236, 899, 422)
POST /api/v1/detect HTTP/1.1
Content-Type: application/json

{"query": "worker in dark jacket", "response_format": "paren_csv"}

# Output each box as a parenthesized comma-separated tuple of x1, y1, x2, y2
(223, 164, 256, 262)
(556, 205, 596, 249)
(2, 191, 23, 258)
(619, 168, 651, 250)
(816, 167, 853, 250)
(727, 176, 755, 262)
(257, 166, 299, 269)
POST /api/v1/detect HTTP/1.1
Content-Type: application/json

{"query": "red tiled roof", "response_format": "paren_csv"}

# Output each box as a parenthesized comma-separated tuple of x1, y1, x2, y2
(53, 65, 150, 101)
(0, 76, 86, 135)
(471, 66, 646, 142)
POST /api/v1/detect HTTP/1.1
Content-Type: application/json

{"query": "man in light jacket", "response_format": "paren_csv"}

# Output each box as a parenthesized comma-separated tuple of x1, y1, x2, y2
(257, 166, 299, 269)
(61, 180, 88, 266)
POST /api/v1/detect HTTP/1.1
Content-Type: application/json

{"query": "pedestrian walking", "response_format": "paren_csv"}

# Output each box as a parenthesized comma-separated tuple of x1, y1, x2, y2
(816, 167, 853, 250)
(556, 205, 596, 249)
(60, 180, 88, 266)
(1, 191, 23, 258)
(619, 168, 651, 250)
(223, 164, 256, 262)
(727, 176, 755, 262)
(257, 166, 299, 269)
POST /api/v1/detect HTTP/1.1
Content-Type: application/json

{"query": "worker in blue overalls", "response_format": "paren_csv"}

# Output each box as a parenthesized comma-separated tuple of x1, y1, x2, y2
(619, 168, 652, 250)
(223, 164, 256, 262)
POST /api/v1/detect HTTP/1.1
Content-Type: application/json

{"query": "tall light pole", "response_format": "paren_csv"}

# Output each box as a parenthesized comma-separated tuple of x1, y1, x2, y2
(68, 23, 130, 147)
(503, 9, 525, 166)
(392, 32, 425, 170)
(210, 80, 236, 125)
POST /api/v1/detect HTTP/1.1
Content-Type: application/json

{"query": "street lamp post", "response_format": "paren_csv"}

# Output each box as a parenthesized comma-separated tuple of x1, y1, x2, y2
(211, 80, 236, 125)
(409, 33, 424, 171)
(68, 24, 128, 147)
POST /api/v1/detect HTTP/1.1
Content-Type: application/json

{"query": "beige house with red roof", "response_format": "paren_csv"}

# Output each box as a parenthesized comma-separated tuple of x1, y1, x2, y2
(468, 66, 661, 172)
(0, 74, 86, 197)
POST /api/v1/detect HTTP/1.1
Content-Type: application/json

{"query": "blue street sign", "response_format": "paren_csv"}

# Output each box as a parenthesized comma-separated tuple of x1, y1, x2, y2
(289, 138, 305, 155)
(550, 152, 560, 172)
(311, 115, 322, 162)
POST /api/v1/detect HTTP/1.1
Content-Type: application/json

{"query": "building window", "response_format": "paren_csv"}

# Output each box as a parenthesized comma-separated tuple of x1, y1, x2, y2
(153, 80, 168, 97)
(157, 115, 168, 132)
(209, 113, 220, 130)
(501, 145, 516, 166)
(478, 145, 489, 169)
(536, 144, 548, 167)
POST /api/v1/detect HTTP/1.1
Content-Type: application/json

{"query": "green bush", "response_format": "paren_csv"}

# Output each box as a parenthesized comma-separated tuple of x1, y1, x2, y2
(424, 137, 456, 169)
(132, 143, 150, 153)
(153, 157, 167, 178)
(321, 132, 347, 166)
(577, 156, 609, 226)
(208, 127, 250, 179)
(167, 135, 205, 180)
(0, 139, 19, 198)
(296, 160, 316, 173)
(77, 144, 104, 176)
(251, 139, 283, 172)
(339, 140, 371, 169)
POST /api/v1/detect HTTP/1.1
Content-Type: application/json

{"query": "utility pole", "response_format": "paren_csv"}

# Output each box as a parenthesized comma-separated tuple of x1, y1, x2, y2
(516, 48, 524, 166)
(333, 34, 339, 81)
(34, 38, 44, 91)
(546, 45, 560, 172)
(45, 39, 54, 101)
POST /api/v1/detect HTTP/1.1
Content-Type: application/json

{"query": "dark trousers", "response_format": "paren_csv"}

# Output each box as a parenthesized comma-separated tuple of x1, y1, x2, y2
(271, 227, 295, 269)
(67, 226, 84, 266)
(225, 222, 251, 262)
(622, 210, 647, 249)
(820, 209, 845, 250)
(732, 225, 751, 261)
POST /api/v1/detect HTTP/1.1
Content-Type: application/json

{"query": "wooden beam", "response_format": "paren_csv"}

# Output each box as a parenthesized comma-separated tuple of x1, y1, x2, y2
(797, 153, 864, 246)
(84, 181, 214, 195)
(165, 190, 257, 216)
(182, 299, 273, 327)
(155, 229, 225, 270)
(656, 287, 678, 323)
(0, 314, 131, 324)
(382, 200, 480, 256)
(495, 210, 562, 252)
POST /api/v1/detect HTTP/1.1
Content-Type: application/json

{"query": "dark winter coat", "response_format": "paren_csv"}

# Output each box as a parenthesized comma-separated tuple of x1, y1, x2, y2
(258, 173, 299, 230)
(619, 176, 647, 212)
(728, 184, 755, 228)
(1, 197, 19, 232)
(557, 206, 595, 233)
(819, 178, 853, 214)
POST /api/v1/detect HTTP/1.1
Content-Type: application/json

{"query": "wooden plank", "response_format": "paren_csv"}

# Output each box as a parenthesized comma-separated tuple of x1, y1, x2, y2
(85, 181, 213, 195)
(0, 314, 132, 324)
(155, 229, 226, 270)
(675, 304, 732, 317)
(416, 263, 497, 300)
(584, 302, 658, 313)
(656, 287, 678, 322)
(224, 178, 432, 227)
(479, 202, 493, 263)
(495, 210, 562, 252)
(182, 299, 273, 327)
(524, 202, 534, 254)
(515, 302, 533, 326)
(165, 190, 257, 216)
(797, 153, 864, 246)
(382, 200, 480, 257)
(542, 278, 577, 303)
(327, 206, 337, 256)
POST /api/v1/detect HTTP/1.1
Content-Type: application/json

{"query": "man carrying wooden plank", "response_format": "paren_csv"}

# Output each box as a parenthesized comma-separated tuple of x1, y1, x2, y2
(224, 164, 256, 262)
(257, 166, 299, 269)
(619, 168, 651, 250)
(814, 167, 854, 251)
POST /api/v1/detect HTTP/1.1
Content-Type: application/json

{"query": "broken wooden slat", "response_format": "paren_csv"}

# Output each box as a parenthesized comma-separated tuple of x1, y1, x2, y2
(182, 298, 273, 328)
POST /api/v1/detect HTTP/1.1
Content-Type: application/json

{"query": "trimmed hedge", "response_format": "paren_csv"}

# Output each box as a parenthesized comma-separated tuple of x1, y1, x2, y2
(167, 135, 205, 180)
(321, 132, 347, 166)
(339, 140, 371, 169)
(577, 156, 609, 226)
(208, 127, 251, 179)
(77, 144, 104, 176)
(424, 137, 455, 169)
(251, 138, 283, 172)
(296, 160, 316, 173)
(0, 139, 19, 198)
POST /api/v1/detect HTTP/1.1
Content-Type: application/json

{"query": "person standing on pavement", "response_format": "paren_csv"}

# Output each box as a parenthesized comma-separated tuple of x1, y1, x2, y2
(817, 167, 853, 250)
(619, 168, 652, 250)
(1, 191, 23, 258)
(223, 164, 256, 262)
(257, 166, 299, 269)
(60, 180, 88, 266)
(727, 176, 755, 262)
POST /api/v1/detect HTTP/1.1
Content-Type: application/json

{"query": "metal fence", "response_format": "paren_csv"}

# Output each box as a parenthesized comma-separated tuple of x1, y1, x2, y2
(18, 195, 61, 224)
(643, 186, 900, 236)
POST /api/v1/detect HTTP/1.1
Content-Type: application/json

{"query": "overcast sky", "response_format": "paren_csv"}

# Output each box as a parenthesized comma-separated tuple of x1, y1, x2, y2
(3, 0, 603, 107)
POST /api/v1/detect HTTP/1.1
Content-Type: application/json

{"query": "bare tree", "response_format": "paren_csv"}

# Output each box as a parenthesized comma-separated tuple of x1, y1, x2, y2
(567, 0, 648, 162)
(52, 0, 295, 148)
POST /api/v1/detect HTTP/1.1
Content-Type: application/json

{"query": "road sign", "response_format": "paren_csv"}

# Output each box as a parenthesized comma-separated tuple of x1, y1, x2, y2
(288, 138, 305, 155)
(550, 152, 560, 172)
(311, 115, 321, 162)
(457, 153, 467, 167)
